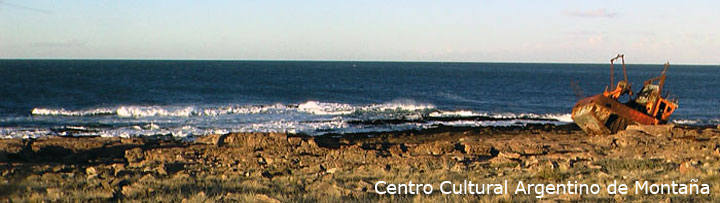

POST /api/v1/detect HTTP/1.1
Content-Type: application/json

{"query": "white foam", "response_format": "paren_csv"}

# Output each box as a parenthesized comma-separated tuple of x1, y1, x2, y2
(196, 104, 285, 116)
(144, 123, 160, 130)
(297, 101, 355, 115)
(117, 106, 195, 117)
(0, 127, 52, 139)
(486, 112, 573, 123)
(31, 104, 286, 118)
(672, 119, 700, 125)
(432, 119, 567, 127)
(15, 101, 584, 139)
(361, 101, 435, 112)
(544, 113, 573, 123)
(31, 107, 114, 116)
(297, 100, 435, 116)
(428, 110, 481, 117)
(236, 119, 349, 135)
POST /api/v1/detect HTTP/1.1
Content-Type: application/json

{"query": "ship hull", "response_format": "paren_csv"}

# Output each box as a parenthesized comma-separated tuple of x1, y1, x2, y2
(571, 94, 659, 135)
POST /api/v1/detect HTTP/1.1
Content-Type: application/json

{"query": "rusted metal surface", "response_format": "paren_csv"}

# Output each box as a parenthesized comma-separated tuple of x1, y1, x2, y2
(571, 54, 678, 135)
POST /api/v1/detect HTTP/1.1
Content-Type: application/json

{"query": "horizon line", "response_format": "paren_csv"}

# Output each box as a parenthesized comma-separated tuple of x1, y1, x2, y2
(1, 57, 718, 66)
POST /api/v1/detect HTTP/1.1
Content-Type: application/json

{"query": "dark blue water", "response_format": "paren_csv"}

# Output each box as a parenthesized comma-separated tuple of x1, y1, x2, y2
(1, 60, 718, 138)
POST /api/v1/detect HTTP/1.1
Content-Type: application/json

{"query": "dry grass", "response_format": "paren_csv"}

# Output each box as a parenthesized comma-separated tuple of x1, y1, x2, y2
(2, 126, 720, 201)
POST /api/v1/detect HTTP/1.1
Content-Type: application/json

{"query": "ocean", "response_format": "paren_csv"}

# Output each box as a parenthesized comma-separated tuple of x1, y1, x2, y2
(1, 60, 718, 138)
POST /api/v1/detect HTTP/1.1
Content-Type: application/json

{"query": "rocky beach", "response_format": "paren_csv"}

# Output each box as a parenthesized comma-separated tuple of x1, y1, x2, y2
(1, 124, 720, 202)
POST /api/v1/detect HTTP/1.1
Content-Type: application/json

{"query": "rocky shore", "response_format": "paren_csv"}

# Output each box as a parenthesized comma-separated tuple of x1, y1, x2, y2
(2, 124, 720, 202)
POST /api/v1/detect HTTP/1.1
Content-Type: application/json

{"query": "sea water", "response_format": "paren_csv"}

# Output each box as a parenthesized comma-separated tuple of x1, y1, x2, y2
(1, 60, 718, 138)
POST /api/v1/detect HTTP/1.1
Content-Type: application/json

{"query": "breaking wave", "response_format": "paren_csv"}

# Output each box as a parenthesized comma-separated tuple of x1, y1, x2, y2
(31, 108, 115, 117)
(672, 119, 700, 125)
(672, 119, 720, 126)
(11, 100, 579, 139)
(32, 104, 286, 118)
(31, 102, 571, 122)
(31, 101, 438, 118)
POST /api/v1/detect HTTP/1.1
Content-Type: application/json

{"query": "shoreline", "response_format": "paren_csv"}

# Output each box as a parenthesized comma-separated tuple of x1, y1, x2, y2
(2, 124, 720, 201)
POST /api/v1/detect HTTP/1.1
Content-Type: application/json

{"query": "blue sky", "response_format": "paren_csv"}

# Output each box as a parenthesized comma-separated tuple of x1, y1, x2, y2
(1, 0, 718, 64)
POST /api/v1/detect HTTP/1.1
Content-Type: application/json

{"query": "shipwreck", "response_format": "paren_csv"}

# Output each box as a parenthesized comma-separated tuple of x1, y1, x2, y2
(571, 54, 678, 135)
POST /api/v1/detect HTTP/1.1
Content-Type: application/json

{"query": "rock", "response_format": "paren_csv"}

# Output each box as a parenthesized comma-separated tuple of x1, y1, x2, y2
(183, 192, 210, 203)
(353, 180, 374, 192)
(613, 194, 626, 202)
(613, 136, 638, 148)
(300, 165, 324, 174)
(86, 167, 98, 178)
(522, 156, 539, 168)
(253, 194, 281, 203)
(7, 129, 720, 201)
(411, 141, 454, 156)
(626, 124, 674, 136)
(460, 141, 495, 156)
(163, 162, 185, 174)
(521, 145, 547, 155)
(0, 139, 24, 154)
(125, 147, 144, 163)
(388, 144, 405, 157)
(41, 173, 64, 184)
(545, 160, 560, 170)
(305, 180, 351, 198)
(195, 134, 229, 147)
(96, 189, 114, 199)
(101, 180, 114, 191)
(156, 164, 168, 175)
(558, 160, 572, 171)
(296, 139, 324, 155)
(122, 183, 146, 198)
(489, 156, 516, 166)
(508, 141, 544, 155)
(46, 187, 63, 200)
(287, 137, 303, 146)
(678, 161, 697, 174)
(685, 130, 701, 138)
(499, 151, 521, 159)
(587, 164, 602, 170)
(325, 167, 338, 174)
(96, 166, 115, 178)
(111, 163, 125, 173)
(139, 173, 156, 183)
(221, 192, 243, 201)
(221, 133, 288, 149)
(51, 165, 68, 173)
(671, 128, 686, 137)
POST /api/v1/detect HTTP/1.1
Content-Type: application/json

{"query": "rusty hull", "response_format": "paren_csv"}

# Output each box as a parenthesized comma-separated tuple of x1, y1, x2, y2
(571, 54, 677, 135)
(571, 94, 659, 135)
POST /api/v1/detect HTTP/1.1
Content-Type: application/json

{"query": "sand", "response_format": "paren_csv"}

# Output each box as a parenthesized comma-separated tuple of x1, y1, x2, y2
(1, 124, 720, 202)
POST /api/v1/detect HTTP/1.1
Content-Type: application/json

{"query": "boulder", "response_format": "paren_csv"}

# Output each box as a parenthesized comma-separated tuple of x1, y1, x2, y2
(411, 141, 454, 156)
(125, 147, 144, 163)
(678, 161, 698, 174)
(253, 194, 280, 203)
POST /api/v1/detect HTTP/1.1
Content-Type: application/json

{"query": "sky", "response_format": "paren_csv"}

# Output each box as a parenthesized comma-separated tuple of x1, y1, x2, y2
(1, 0, 719, 64)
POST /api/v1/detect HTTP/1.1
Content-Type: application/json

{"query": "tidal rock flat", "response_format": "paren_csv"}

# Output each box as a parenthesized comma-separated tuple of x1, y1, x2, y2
(1, 124, 719, 202)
